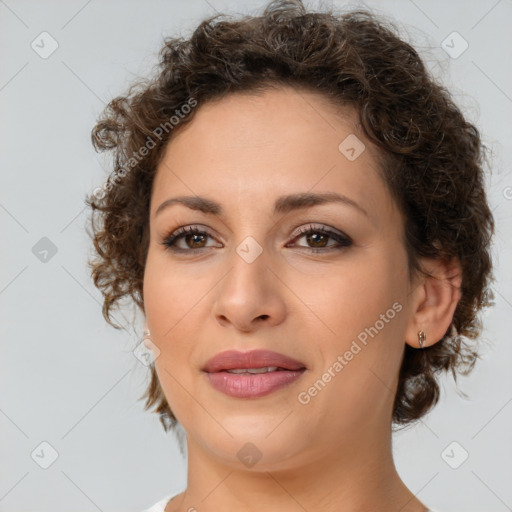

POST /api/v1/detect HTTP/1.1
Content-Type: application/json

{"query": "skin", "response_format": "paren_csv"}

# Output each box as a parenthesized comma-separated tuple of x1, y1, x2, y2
(142, 85, 461, 512)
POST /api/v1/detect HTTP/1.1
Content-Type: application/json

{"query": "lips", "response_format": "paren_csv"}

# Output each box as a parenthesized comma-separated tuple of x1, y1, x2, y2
(202, 349, 307, 399)
(202, 349, 306, 373)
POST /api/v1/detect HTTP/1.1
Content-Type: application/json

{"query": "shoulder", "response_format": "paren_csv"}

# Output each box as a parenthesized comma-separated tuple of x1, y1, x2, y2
(141, 491, 181, 512)
(141, 495, 442, 512)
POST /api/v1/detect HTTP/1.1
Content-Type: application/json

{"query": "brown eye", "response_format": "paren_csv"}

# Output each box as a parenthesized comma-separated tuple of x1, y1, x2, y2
(290, 224, 352, 252)
(305, 232, 329, 248)
(183, 232, 207, 249)
(162, 226, 218, 252)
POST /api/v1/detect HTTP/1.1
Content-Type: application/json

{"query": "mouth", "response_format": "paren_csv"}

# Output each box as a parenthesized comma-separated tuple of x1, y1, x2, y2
(202, 349, 307, 398)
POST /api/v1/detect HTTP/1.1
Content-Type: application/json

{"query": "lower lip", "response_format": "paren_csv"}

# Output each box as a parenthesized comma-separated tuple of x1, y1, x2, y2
(205, 369, 306, 398)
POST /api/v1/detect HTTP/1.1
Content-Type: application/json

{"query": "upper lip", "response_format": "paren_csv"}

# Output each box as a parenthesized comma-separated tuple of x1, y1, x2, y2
(202, 349, 306, 373)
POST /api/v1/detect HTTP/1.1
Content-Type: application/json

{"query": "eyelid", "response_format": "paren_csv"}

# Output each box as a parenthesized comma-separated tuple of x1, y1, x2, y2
(162, 224, 220, 247)
(290, 223, 347, 240)
(287, 224, 352, 250)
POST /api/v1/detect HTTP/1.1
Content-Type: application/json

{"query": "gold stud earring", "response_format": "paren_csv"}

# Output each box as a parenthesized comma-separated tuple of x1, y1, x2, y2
(418, 330, 426, 349)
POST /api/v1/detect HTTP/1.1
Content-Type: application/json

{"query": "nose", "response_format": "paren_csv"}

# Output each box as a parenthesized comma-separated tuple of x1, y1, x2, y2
(212, 247, 287, 332)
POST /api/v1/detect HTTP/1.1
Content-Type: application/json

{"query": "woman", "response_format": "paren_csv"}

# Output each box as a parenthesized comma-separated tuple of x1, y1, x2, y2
(85, 1, 495, 511)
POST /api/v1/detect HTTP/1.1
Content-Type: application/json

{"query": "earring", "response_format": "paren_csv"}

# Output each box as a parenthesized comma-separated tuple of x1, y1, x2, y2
(143, 327, 151, 348)
(418, 330, 426, 349)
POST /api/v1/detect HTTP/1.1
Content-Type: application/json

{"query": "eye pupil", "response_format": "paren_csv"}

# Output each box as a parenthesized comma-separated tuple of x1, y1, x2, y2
(307, 233, 328, 247)
(187, 233, 206, 248)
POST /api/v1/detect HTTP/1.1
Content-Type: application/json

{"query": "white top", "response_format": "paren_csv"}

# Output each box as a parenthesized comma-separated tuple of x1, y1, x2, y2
(142, 492, 441, 512)
(142, 492, 178, 512)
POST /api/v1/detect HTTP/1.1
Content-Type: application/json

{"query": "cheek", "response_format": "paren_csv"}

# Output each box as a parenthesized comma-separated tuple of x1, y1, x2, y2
(301, 252, 407, 386)
(300, 259, 400, 340)
(143, 255, 206, 420)
(142, 252, 199, 366)
(143, 249, 199, 325)
(296, 269, 406, 430)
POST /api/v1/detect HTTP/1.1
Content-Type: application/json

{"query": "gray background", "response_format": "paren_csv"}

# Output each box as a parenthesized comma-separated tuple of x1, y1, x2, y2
(1, 0, 511, 511)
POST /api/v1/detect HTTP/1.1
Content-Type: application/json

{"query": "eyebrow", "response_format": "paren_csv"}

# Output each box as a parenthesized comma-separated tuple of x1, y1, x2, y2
(154, 191, 369, 218)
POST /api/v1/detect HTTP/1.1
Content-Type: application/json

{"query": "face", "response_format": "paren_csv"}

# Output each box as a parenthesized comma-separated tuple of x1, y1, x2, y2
(143, 86, 416, 471)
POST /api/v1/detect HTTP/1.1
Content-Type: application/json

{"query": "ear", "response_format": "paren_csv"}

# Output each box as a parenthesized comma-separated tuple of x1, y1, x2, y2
(404, 256, 462, 349)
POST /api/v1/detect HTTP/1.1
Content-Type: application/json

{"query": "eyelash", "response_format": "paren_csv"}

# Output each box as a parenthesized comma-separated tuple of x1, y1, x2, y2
(161, 224, 352, 254)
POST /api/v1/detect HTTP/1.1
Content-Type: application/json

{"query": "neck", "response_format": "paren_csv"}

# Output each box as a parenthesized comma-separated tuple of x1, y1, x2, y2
(171, 422, 428, 512)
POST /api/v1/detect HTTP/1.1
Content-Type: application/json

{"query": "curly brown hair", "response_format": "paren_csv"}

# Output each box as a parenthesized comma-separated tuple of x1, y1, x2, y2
(85, 0, 495, 433)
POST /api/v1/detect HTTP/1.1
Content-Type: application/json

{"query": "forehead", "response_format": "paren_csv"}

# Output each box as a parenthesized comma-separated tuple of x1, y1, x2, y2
(151, 85, 397, 225)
